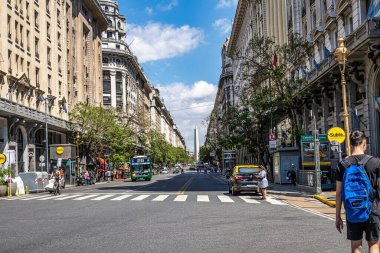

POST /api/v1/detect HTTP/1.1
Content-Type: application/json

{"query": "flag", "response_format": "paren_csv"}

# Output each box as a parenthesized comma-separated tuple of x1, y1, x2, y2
(368, 0, 380, 19)
(272, 53, 278, 68)
(324, 46, 331, 59)
(300, 66, 310, 79)
(313, 58, 320, 70)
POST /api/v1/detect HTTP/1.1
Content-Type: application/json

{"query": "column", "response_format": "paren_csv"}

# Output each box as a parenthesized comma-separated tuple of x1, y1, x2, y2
(122, 73, 127, 113)
(110, 71, 116, 108)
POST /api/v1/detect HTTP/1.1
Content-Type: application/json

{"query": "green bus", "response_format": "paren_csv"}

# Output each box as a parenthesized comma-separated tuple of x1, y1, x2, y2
(130, 156, 153, 181)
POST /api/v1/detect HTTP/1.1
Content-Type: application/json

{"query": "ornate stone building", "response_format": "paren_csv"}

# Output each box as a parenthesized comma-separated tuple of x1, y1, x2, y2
(0, 0, 107, 174)
(288, 0, 380, 156)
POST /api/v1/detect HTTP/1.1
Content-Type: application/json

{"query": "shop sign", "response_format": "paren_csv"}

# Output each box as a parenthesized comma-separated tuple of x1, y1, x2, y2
(56, 146, 64, 155)
(327, 127, 345, 144)
(0, 154, 6, 164)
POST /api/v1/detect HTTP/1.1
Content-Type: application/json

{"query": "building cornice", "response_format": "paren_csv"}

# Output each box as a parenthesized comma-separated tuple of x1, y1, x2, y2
(227, 0, 249, 57)
(83, 0, 108, 30)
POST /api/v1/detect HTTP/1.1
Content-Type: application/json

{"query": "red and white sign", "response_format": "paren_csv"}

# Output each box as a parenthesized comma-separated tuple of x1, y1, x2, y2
(42, 179, 45, 185)
(34, 179, 38, 185)
(269, 133, 276, 141)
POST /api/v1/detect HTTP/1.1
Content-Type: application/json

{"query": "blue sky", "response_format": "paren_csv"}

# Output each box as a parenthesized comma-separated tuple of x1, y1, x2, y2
(117, 0, 237, 151)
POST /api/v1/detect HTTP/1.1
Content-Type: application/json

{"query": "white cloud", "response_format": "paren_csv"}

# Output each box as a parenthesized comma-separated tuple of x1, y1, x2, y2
(216, 0, 238, 8)
(145, 7, 153, 15)
(126, 23, 203, 63)
(156, 81, 217, 152)
(158, 0, 178, 11)
(213, 18, 232, 35)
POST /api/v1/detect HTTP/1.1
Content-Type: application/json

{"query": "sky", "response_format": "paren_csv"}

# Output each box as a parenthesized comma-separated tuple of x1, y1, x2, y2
(117, 0, 238, 152)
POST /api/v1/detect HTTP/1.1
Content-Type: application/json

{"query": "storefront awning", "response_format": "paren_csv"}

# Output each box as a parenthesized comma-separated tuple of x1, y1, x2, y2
(97, 157, 109, 166)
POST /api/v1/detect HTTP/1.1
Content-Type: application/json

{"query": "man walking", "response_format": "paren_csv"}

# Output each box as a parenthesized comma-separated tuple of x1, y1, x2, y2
(336, 130, 380, 253)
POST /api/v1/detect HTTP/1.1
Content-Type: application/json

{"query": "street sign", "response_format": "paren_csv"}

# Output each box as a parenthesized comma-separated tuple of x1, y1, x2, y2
(39, 155, 45, 162)
(0, 153, 6, 164)
(56, 146, 64, 155)
(301, 134, 328, 142)
(269, 133, 276, 141)
(210, 151, 216, 157)
(39, 163, 45, 167)
(57, 158, 62, 167)
(327, 127, 345, 144)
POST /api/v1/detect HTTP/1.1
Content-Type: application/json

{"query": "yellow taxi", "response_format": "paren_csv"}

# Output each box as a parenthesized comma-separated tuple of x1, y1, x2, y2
(227, 164, 261, 195)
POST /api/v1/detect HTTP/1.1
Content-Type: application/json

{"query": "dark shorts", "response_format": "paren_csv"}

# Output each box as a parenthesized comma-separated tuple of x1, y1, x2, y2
(347, 214, 380, 241)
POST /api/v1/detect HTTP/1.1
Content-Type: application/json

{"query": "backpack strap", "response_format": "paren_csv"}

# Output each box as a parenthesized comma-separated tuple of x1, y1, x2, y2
(359, 155, 373, 167)
(341, 159, 351, 169)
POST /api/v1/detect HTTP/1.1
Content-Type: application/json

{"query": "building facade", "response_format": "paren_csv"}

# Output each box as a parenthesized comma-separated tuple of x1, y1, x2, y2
(287, 0, 380, 157)
(99, 0, 185, 150)
(0, 0, 107, 175)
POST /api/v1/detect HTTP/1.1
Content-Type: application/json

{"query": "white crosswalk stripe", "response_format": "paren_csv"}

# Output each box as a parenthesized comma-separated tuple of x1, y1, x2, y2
(217, 195, 234, 203)
(152, 195, 169, 201)
(239, 196, 260, 204)
(37, 195, 67, 200)
(265, 197, 287, 205)
(110, 195, 132, 201)
(73, 194, 99, 200)
(131, 195, 150, 201)
(55, 194, 82, 200)
(174, 195, 187, 202)
(91, 194, 115, 201)
(197, 195, 210, 202)
(21, 195, 52, 200)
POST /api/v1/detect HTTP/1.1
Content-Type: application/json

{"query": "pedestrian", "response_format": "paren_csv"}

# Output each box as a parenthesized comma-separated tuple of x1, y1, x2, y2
(335, 130, 380, 253)
(256, 165, 268, 200)
(84, 170, 89, 186)
(106, 170, 111, 183)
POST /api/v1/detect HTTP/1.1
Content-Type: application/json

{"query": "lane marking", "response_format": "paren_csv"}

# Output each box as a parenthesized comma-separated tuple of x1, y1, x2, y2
(73, 194, 99, 200)
(55, 194, 82, 200)
(131, 195, 150, 201)
(218, 195, 234, 203)
(110, 195, 132, 201)
(173, 195, 187, 202)
(239, 196, 260, 204)
(197, 195, 210, 202)
(21, 195, 52, 200)
(284, 201, 335, 221)
(91, 194, 115, 201)
(152, 195, 169, 201)
(265, 197, 287, 205)
(37, 195, 67, 200)
(176, 175, 196, 195)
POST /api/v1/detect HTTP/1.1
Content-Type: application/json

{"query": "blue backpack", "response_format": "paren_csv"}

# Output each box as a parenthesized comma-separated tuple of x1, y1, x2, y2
(342, 155, 375, 223)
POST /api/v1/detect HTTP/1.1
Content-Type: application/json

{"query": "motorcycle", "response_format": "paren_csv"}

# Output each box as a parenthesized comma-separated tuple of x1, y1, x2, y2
(45, 177, 65, 194)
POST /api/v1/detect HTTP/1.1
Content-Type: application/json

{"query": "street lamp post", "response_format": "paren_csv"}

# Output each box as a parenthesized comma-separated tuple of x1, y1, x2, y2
(44, 96, 49, 174)
(75, 132, 80, 177)
(334, 37, 351, 156)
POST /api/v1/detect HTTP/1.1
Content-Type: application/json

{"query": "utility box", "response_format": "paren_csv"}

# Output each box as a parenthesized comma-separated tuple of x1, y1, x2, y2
(273, 148, 300, 184)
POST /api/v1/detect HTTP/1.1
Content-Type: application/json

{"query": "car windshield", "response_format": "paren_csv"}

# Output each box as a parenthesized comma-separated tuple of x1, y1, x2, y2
(131, 164, 151, 172)
(238, 167, 259, 174)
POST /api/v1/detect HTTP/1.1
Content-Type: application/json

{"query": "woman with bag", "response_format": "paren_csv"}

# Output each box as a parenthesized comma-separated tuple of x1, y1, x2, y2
(256, 165, 268, 200)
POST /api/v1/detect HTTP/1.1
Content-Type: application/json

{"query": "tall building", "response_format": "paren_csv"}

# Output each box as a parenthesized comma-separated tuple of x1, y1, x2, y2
(194, 126, 199, 162)
(0, 0, 107, 174)
(99, 0, 186, 150)
(287, 0, 380, 156)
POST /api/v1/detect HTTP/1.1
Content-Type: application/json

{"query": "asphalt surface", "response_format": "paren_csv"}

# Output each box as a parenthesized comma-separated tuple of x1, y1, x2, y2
(0, 169, 351, 253)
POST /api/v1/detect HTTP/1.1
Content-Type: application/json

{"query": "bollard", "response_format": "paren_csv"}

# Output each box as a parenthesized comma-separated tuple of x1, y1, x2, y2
(26, 185, 29, 196)
(7, 185, 10, 198)
(17, 188, 20, 198)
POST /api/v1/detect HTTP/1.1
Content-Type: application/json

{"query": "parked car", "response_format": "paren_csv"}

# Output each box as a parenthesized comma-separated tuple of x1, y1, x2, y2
(173, 168, 180, 174)
(227, 165, 261, 196)
(161, 169, 168, 174)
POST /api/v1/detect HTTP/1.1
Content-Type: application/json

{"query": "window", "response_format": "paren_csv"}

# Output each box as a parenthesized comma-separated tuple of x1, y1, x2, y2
(47, 22, 51, 39)
(345, 14, 353, 35)
(107, 19, 112, 27)
(46, 0, 50, 15)
(34, 10, 39, 28)
(107, 32, 113, 38)
(26, 30, 30, 51)
(105, 6, 109, 12)
(117, 21, 121, 29)
(15, 21, 19, 43)
(34, 37, 39, 58)
(26, 2, 29, 19)
(116, 44, 120, 49)
(27, 62, 30, 77)
(47, 47, 51, 66)
(7, 15, 11, 39)
(36, 68, 40, 86)
(8, 50, 12, 73)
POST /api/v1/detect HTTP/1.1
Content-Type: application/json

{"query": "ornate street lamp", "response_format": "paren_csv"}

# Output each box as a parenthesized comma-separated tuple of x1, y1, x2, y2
(334, 37, 351, 156)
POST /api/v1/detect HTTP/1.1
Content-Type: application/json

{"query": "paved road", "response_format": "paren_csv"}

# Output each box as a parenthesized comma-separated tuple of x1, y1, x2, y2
(1, 169, 351, 253)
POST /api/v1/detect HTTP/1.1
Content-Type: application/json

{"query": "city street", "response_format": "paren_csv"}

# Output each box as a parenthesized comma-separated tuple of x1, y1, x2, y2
(1, 169, 350, 253)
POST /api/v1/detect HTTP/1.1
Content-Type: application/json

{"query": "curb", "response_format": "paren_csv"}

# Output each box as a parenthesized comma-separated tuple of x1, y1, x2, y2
(314, 194, 336, 207)
(267, 190, 312, 198)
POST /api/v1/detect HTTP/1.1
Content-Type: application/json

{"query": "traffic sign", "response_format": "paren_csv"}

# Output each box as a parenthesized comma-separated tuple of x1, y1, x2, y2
(269, 140, 277, 149)
(39, 155, 45, 162)
(0, 153, 6, 164)
(34, 179, 38, 185)
(56, 146, 64, 155)
(327, 127, 345, 144)
(269, 133, 276, 141)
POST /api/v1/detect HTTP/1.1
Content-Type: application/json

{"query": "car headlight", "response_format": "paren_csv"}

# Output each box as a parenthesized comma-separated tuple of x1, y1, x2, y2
(132, 173, 135, 177)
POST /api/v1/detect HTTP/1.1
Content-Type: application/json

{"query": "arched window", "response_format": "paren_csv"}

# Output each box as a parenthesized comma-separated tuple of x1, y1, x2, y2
(102, 57, 109, 63)
(107, 19, 112, 27)
(116, 59, 120, 65)
(105, 6, 109, 12)
(117, 21, 121, 29)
